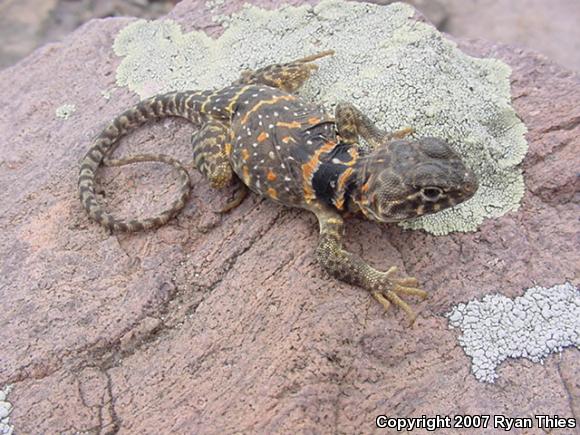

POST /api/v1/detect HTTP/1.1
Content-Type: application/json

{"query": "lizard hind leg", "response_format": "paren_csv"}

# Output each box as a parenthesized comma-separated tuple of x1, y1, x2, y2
(192, 120, 236, 189)
(219, 182, 248, 213)
(191, 120, 249, 212)
(237, 50, 335, 93)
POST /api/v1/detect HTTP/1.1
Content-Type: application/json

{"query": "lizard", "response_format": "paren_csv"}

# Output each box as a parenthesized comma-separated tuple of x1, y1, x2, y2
(79, 50, 478, 323)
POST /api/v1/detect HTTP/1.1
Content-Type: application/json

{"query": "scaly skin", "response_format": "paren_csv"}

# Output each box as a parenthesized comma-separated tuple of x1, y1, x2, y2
(79, 50, 478, 323)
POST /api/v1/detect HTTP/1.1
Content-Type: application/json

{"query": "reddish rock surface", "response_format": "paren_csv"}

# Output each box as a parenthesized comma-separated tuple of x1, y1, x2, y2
(0, 0, 177, 69)
(0, 1, 578, 433)
(443, 0, 580, 72)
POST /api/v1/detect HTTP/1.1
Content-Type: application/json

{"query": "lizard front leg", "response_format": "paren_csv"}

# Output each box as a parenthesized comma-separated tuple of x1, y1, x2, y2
(335, 102, 414, 148)
(314, 207, 428, 324)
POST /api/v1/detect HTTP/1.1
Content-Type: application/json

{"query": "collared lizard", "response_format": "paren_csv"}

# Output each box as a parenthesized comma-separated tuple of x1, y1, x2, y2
(79, 50, 478, 323)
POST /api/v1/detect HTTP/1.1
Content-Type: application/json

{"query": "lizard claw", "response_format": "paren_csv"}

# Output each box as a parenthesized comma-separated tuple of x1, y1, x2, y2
(371, 269, 428, 325)
(396, 277, 420, 288)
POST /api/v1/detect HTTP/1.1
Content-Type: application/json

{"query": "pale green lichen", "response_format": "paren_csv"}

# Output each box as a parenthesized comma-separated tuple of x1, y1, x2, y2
(100, 89, 112, 100)
(113, 19, 214, 97)
(205, 0, 225, 11)
(55, 103, 76, 120)
(112, 0, 528, 235)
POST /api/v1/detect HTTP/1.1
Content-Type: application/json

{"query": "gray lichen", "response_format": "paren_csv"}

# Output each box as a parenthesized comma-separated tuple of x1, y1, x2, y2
(112, 0, 528, 235)
(113, 19, 214, 97)
(447, 283, 580, 383)
(55, 103, 76, 120)
(0, 385, 14, 435)
(100, 89, 112, 101)
(205, 0, 226, 11)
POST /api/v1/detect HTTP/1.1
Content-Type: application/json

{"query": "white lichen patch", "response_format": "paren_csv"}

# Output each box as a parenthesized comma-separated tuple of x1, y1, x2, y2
(55, 103, 76, 120)
(206, 0, 225, 11)
(0, 385, 14, 435)
(101, 89, 112, 100)
(447, 283, 580, 383)
(112, 0, 528, 234)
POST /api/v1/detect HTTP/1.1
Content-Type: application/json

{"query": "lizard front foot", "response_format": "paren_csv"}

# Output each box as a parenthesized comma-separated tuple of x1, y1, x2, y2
(370, 266, 428, 325)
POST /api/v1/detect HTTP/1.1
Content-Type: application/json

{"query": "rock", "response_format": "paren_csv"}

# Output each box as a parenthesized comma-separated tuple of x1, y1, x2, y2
(441, 0, 580, 72)
(365, 0, 449, 28)
(447, 283, 579, 383)
(0, 0, 175, 69)
(0, 0, 578, 433)
(0, 0, 59, 69)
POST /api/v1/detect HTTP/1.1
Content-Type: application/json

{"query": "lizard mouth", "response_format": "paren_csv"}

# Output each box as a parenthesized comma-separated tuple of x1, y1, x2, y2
(361, 198, 406, 223)
(356, 195, 386, 223)
(359, 203, 382, 222)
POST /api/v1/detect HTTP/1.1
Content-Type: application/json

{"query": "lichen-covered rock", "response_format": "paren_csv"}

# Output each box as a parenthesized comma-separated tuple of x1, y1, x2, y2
(113, 0, 527, 235)
(0, 0, 578, 433)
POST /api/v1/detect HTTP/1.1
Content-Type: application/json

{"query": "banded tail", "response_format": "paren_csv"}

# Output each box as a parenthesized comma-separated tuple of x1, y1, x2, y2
(78, 91, 204, 232)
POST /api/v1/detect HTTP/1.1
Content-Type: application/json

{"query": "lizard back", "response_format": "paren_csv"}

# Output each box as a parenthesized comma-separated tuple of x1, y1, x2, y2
(225, 84, 342, 209)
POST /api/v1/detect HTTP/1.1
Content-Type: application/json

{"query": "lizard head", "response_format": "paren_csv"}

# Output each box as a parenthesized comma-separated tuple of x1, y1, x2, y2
(353, 137, 478, 222)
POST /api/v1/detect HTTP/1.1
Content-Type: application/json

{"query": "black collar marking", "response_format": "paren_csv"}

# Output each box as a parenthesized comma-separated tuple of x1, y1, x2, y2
(311, 142, 358, 209)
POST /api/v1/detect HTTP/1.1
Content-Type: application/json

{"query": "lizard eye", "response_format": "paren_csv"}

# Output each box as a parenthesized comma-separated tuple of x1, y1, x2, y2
(420, 187, 443, 202)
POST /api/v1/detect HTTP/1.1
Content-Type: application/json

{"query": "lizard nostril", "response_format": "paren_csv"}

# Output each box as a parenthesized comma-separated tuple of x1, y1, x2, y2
(465, 179, 478, 195)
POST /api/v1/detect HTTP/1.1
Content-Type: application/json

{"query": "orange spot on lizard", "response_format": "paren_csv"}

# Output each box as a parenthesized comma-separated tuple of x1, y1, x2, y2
(276, 121, 301, 129)
(267, 169, 277, 181)
(267, 187, 278, 199)
(242, 166, 251, 184)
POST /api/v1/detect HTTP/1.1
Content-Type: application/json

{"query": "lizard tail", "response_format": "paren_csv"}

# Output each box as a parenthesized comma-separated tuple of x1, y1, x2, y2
(79, 92, 196, 232)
